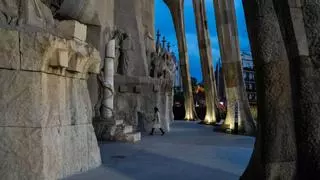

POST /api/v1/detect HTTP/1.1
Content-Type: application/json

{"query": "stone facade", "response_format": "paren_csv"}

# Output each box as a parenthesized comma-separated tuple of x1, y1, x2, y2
(113, 75, 174, 133)
(0, 1, 102, 179)
(91, 0, 175, 141)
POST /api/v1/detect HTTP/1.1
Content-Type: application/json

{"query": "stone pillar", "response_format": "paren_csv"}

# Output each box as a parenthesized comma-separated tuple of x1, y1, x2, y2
(213, 0, 255, 134)
(102, 40, 116, 119)
(273, 0, 320, 178)
(192, 0, 218, 124)
(163, 0, 195, 120)
(241, 0, 297, 179)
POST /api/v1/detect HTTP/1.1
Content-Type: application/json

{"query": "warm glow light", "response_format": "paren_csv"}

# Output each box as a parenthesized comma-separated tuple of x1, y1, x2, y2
(203, 114, 216, 124)
(185, 109, 194, 120)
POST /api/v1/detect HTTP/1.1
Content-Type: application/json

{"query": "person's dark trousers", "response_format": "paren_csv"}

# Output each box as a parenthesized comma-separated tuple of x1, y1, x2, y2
(160, 128, 165, 136)
(149, 128, 155, 135)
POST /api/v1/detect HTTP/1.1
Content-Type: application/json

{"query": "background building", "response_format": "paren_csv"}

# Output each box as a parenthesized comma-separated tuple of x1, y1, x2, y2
(241, 52, 257, 105)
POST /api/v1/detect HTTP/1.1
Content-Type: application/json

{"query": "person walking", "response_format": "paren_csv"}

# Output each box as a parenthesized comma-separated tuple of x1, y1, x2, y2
(150, 107, 165, 136)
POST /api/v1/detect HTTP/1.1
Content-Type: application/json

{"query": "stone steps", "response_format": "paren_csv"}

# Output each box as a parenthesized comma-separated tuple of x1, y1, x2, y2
(115, 119, 124, 126)
(125, 132, 141, 143)
(123, 125, 133, 134)
(111, 119, 141, 143)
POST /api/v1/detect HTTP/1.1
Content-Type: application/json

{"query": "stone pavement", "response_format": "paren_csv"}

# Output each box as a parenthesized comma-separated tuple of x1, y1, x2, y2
(65, 121, 254, 180)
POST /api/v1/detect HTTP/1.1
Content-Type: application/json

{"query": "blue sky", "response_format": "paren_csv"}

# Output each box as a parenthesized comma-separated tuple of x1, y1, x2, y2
(155, 0, 251, 82)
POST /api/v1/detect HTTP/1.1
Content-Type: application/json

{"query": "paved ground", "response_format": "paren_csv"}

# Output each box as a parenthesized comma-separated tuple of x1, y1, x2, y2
(66, 121, 254, 180)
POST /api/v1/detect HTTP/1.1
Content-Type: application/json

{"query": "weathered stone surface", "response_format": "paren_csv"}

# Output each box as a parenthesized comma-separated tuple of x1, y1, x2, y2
(241, 0, 297, 179)
(0, 0, 55, 29)
(0, 0, 19, 26)
(113, 75, 173, 133)
(0, 29, 19, 69)
(0, 28, 101, 179)
(56, 20, 87, 41)
(0, 127, 44, 180)
(0, 70, 95, 127)
(0, 124, 101, 180)
(19, 30, 100, 78)
(57, 0, 102, 26)
(271, 0, 320, 178)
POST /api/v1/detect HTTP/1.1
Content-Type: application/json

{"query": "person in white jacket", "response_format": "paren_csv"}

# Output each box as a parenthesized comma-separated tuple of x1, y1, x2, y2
(150, 107, 165, 136)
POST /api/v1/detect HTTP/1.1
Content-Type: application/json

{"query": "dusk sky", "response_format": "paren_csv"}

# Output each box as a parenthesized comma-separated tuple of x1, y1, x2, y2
(155, 0, 251, 82)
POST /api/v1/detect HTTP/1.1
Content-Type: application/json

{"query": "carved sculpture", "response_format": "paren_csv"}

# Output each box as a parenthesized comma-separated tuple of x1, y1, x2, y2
(113, 29, 134, 75)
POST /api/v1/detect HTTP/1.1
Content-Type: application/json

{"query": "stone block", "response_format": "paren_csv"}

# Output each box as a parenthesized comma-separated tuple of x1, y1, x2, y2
(0, 125, 101, 180)
(67, 53, 86, 73)
(153, 84, 160, 92)
(125, 132, 141, 143)
(119, 85, 128, 93)
(0, 70, 51, 127)
(49, 48, 69, 68)
(134, 85, 142, 93)
(62, 78, 93, 126)
(56, 20, 87, 41)
(0, 127, 44, 180)
(20, 31, 52, 71)
(0, 29, 20, 69)
(0, 69, 93, 127)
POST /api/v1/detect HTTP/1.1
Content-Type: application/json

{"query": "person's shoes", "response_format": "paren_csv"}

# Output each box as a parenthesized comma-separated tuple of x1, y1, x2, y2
(161, 132, 165, 136)
(149, 133, 153, 136)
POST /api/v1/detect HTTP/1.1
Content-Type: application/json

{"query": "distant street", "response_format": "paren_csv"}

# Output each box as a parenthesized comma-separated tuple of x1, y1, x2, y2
(66, 121, 254, 180)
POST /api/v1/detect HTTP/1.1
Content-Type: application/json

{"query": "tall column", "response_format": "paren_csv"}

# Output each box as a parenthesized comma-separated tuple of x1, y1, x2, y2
(163, 0, 195, 120)
(241, 0, 297, 179)
(192, 0, 218, 124)
(102, 40, 116, 119)
(213, 0, 255, 134)
(273, 0, 320, 178)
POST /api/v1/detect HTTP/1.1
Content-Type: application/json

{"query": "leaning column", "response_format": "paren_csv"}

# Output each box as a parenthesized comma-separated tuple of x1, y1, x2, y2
(241, 0, 297, 179)
(163, 0, 195, 120)
(273, 0, 320, 178)
(213, 0, 255, 134)
(192, 0, 218, 124)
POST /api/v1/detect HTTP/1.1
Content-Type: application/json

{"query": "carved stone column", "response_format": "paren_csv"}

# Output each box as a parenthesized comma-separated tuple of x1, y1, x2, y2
(163, 0, 195, 120)
(241, 0, 297, 179)
(192, 0, 218, 124)
(273, 0, 320, 178)
(213, 0, 255, 134)
(102, 40, 116, 119)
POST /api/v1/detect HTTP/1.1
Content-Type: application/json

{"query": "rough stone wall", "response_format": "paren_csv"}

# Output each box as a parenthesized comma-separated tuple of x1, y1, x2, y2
(0, 1, 102, 179)
(114, 75, 173, 132)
